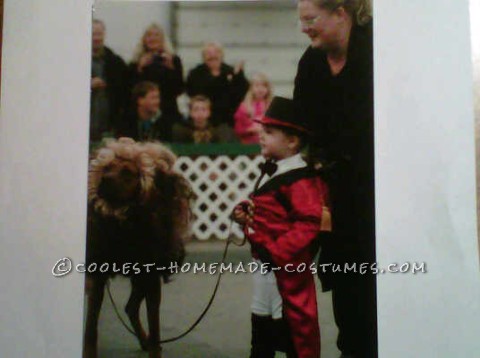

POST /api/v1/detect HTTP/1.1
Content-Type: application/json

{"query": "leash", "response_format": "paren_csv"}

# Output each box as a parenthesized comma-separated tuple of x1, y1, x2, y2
(107, 219, 246, 344)
(107, 161, 270, 343)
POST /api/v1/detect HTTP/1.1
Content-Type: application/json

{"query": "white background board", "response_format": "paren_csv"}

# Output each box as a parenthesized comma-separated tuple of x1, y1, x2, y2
(0, 0, 93, 357)
(374, 0, 480, 356)
(0, 0, 479, 357)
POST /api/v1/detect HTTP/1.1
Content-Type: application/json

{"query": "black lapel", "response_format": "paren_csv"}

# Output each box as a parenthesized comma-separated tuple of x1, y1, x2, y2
(253, 167, 317, 196)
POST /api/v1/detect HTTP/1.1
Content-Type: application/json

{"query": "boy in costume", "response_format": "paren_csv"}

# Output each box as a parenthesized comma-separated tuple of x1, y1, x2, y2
(233, 96, 331, 358)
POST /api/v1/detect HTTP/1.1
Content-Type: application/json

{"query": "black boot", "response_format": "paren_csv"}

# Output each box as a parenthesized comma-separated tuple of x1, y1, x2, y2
(250, 314, 275, 358)
(272, 318, 297, 358)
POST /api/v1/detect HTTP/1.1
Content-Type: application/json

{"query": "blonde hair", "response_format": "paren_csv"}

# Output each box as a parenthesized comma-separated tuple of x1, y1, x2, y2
(243, 73, 273, 118)
(132, 23, 174, 63)
(303, 0, 372, 25)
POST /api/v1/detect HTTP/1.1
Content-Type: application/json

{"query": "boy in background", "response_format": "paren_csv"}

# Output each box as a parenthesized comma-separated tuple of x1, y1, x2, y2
(172, 95, 219, 143)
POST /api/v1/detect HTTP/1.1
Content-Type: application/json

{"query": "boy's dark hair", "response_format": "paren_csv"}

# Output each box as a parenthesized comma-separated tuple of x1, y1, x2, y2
(189, 95, 211, 110)
(132, 81, 160, 104)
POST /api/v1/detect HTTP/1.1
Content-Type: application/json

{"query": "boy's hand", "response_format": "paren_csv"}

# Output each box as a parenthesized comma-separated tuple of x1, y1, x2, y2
(231, 200, 254, 226)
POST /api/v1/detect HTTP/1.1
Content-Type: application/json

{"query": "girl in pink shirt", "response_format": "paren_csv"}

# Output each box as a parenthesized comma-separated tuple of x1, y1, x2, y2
(234, 73, 273, 144)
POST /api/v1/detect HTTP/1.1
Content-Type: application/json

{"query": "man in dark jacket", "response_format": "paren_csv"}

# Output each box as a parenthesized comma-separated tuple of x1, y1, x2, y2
(117, 81, 170, 142)
(90, 19, 128, 141)
(294, 1, 376, 357)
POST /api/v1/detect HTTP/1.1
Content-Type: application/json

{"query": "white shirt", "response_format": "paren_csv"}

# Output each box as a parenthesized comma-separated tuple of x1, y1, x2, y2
(257, 153, 307, 190)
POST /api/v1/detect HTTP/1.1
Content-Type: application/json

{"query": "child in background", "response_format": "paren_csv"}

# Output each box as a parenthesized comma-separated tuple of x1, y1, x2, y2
(172, 95, 219, 143)
(232, 97, 331, 358)
(234, 73, 273, 144)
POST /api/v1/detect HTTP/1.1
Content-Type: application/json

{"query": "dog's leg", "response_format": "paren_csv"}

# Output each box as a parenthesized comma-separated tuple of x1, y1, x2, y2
(144, 276, 162, 358)
(125, 276, 149, 351)
(83, 275, 107, 358)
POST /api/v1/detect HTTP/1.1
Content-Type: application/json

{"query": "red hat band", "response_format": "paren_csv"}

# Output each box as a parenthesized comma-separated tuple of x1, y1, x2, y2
(255, 116, 308, 133)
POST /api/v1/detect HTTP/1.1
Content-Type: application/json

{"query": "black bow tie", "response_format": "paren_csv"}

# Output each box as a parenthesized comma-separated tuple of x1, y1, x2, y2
(259, 160, 278, 176)
(253, 160, 278, 193)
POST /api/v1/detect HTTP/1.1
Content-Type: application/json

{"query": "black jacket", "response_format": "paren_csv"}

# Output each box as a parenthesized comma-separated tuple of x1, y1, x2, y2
(171, 120, 220, 144)
(186, 63, 249, 127)
(117, 110, 171, 142)
(91, 46, 128, 136)
(129, 54, 184, 123)
(294, 22, 374, 264)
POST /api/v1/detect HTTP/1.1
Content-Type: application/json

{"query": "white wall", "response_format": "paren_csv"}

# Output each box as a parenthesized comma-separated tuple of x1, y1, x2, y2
(375, 0, 480, 356)
(0, 0, 92, 356)
(471, 0, 480, 59)
(472, 0, 480, 243)
(94, 0, 171, 63)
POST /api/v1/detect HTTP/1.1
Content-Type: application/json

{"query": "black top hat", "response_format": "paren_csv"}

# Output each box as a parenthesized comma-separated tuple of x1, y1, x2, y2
(254, 96, 308, 133)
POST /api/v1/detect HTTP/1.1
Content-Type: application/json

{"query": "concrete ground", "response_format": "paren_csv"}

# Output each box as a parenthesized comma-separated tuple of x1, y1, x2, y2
(88, 240, 340, 358)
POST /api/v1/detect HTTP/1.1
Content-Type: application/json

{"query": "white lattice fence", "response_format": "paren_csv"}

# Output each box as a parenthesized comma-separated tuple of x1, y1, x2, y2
(174, 155, 263, 240)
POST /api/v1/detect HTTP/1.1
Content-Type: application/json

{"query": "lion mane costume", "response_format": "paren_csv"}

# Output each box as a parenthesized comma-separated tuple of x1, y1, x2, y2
(86, 137, 192, 279)
(84, 137, 193, 358)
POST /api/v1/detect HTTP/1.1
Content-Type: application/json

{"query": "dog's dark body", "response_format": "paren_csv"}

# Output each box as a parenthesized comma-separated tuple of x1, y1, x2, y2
(83, 139, 191, 358)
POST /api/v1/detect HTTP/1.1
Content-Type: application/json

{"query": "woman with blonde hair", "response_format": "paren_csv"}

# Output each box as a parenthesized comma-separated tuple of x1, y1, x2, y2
(234, 73, 273, 144)
(293, 0, 375, 357)
(128, 23, 184, 140)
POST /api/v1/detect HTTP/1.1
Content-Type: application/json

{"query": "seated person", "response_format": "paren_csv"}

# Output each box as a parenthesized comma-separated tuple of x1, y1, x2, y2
(232, 96, 330, 358)
(234, 72, 273, 144)
(117, 81, 170, 141)
(172, 95, 219, 144)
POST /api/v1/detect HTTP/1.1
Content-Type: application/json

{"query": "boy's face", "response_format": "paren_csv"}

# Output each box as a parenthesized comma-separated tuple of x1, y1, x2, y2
(138, 89, 160, 115)
(259, 125, 297, 160)
(191, 101, 211, 129)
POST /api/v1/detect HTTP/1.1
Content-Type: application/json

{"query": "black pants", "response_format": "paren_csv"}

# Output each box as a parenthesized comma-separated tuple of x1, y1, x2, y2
(250, 314, 297, 358)
(332, 273, 377, 357)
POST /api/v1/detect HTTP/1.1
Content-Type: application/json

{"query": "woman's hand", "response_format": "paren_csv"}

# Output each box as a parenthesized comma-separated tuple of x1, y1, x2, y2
(161, 52, 175, 70)
(137, 53, 154, 72)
